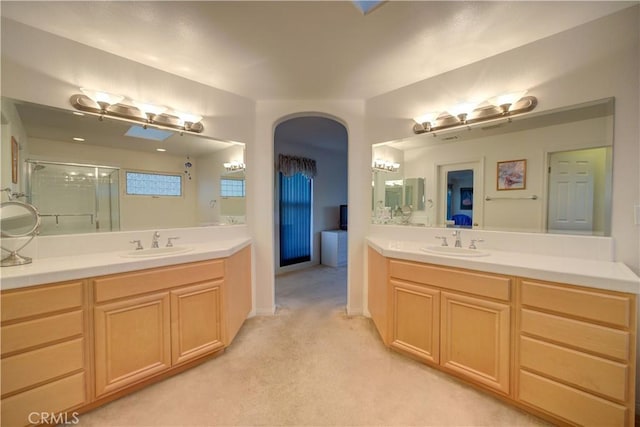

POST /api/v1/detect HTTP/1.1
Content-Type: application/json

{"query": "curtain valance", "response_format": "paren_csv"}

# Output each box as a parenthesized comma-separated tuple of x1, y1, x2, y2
(277, 154, 317, 178)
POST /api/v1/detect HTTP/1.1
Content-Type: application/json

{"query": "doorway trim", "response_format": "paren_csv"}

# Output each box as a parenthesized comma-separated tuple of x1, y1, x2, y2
(434, 158, 485, 228)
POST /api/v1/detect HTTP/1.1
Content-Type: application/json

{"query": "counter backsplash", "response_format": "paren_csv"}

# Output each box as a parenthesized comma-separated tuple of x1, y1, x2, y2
(369, 224, 614, 262)
(1, 224, 250, 260)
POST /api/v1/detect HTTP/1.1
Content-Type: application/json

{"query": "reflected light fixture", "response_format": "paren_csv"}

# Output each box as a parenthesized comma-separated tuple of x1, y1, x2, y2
(70, 89, 204, 134)
(224, 160, 245, 172)
(372, 159, 400, 172)
(412, 91, 537, 134)
(132, 101, 167, 124)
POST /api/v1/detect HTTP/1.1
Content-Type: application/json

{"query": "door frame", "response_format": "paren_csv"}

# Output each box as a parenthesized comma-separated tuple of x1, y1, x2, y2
(435, 158, 485, 228)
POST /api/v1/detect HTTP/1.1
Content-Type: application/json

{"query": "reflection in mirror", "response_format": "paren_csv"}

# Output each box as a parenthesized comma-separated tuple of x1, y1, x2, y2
(1, 97, 246, 235)
(0, 201, 41, 266)
(372, 98, 614, 236)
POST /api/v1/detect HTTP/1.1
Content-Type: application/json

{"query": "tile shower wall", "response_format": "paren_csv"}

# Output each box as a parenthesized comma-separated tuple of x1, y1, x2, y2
(29, 162, 119, 235)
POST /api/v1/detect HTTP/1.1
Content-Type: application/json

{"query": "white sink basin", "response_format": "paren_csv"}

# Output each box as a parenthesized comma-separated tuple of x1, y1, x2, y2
(420, 245, 489, 257)
(121, 246, 193, 258)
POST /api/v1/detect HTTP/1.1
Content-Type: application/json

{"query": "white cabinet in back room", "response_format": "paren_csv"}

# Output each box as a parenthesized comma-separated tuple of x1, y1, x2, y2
(321, 230, 347, 267)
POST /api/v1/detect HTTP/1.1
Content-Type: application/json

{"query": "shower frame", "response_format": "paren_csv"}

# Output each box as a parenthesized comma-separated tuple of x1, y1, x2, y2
(26, 160, 121, 233)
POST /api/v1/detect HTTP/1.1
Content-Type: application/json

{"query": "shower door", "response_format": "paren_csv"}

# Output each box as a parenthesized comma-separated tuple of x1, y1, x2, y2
(27, 161, 120, 235)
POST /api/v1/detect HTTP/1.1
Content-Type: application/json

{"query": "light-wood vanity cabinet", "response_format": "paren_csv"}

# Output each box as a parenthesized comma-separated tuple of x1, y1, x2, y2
(516, 278, 636, 426)
(0, 280, 88, 427)
(368, 246, 637, 426)
(93, 259, 226, 397)
(387, 259, 512, 395)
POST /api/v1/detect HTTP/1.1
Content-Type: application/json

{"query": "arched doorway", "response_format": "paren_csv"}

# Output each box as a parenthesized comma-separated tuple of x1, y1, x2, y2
(273, 116, 348, 304)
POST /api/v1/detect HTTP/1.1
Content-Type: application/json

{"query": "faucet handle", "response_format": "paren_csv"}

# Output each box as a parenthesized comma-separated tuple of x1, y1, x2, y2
(469, 239, 484, 249)
(451, 229, 461, 237)
(130, 240, 143, 250)
(166, 237, 180, 247)
(435, 236, 449, 247)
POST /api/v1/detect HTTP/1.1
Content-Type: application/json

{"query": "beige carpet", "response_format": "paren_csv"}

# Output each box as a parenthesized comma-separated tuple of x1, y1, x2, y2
(78, 265, 548, 426)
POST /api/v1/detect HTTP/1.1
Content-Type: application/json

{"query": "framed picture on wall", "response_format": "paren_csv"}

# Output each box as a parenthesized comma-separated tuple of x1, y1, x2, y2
(459, 187, 473, 210)
(497, 159, 526, 190)
(11, 136, 18, 184)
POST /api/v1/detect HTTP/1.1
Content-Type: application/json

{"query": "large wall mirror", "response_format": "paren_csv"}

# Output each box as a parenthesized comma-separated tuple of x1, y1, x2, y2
(372, 98, 614, 236)
(0, 97, 246, 236)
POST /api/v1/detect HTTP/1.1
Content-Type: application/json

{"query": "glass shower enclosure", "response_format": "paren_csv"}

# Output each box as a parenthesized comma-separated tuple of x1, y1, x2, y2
(27, 160, 120, 235)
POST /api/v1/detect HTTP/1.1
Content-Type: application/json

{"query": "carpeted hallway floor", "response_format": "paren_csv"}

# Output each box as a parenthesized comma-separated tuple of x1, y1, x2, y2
(78, 264, 548, 426)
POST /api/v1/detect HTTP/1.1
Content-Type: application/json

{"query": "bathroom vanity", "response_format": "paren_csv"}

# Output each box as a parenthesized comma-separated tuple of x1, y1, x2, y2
(368, 237, 639, 426)
(0, 240, 251, 426)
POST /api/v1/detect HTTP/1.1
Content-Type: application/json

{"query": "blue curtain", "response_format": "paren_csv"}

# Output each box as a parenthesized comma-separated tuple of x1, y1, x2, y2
(279, 172, 312, 267)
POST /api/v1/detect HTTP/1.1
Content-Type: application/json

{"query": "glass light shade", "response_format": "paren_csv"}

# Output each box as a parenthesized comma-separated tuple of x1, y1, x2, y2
(133, 101, 167, 116)
(490, 90, 528, 108)
(80, 88, 124, 107)
(447, 101, 478, 117)
(173, 111, 203, 124)
(413, 112, 439, 125)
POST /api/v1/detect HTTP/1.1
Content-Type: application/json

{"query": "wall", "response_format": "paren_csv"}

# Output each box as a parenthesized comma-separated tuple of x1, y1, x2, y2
(250, 100, 367, 315)
(274, 136, 348, 274)
(366, 7, 640, 273)
(0, 18, 255, 152)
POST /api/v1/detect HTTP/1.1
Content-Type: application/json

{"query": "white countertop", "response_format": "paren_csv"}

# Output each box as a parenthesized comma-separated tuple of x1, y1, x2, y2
(0, 238, 251, 290)
(367, 237, 640, 294)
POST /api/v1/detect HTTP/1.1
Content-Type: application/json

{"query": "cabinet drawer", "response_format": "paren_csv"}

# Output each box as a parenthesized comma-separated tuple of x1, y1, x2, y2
(1, 281, 83, 322)
(1, 338, 85, 396)
(389, 260, 510, 301)
(521, 279, 632, 328)
(521, 309, 629, 361)
(1, 310, 83, 356)
(520, 336, 628, 402)
(518, 370, 627, 426)
(0, 372, 86, 427)
(94, 259, 224, 302)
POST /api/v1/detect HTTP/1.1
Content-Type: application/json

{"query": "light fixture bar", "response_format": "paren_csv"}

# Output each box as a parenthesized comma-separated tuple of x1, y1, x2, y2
(70, 94, 204, 134)
(413, 95, 537, 134)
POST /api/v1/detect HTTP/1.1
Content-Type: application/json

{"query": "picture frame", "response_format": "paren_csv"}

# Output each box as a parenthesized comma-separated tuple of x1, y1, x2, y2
(11, 136, 18, 184)
(459, 187, 473, 210)
(497, 159, 526, 190)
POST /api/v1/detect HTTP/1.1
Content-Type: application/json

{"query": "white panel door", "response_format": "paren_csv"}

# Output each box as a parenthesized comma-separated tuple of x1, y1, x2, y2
(547, 150, 595, 233)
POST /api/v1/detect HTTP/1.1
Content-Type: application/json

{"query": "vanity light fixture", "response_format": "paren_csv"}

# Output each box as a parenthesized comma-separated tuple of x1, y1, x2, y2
(224, 161, 245, 172)
(72, 137, 85, 142)
(70, 90, 204, 134)
(412, 92, 537, 134)
(372, 159, 400, 172)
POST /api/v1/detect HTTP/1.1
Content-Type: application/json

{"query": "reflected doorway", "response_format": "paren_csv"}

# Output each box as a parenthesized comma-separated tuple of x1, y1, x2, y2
(547, 146, 611, 235)
(438, 161, 482, 228)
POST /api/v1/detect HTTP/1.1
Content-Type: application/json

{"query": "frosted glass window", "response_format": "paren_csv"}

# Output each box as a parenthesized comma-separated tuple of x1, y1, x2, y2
(126, 171, 182, 196)
(221, 178, 245, 197)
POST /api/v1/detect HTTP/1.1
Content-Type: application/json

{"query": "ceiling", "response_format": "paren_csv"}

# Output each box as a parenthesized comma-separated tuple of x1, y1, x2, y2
(1, 1, 635, 101)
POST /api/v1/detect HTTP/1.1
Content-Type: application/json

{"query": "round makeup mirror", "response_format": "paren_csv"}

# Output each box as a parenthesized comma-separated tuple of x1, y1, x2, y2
(1, 201, 41, 266)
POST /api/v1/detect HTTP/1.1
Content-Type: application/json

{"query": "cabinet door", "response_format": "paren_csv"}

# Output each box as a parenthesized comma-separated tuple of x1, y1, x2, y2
(94, 292, 171, 397)
(440, 292, 510, 394)
(171, 281, 224, 365)
(390, 280, 440, 364)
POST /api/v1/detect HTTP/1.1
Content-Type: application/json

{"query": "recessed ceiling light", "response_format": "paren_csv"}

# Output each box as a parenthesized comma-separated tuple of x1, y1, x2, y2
(73, 137, 85, 142)
(156, 148, 167, 152)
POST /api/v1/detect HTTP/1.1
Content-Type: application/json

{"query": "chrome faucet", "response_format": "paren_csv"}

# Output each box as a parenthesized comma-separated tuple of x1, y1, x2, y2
(151, 231, 160, 248)
(452, 230, 462, 248)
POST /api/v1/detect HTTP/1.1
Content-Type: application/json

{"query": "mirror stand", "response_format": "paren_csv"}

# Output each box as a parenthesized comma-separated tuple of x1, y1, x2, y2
(1, 201, 41, 267)
(1, 240, 34, 266)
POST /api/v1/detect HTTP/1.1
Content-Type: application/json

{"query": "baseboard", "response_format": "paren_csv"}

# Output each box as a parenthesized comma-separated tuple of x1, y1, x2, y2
(254, 306, 276, 316)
